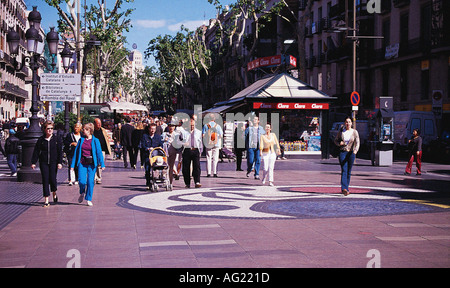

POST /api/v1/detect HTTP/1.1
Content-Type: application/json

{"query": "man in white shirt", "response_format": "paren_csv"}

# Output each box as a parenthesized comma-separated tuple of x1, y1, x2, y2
(202, 113, 223, 178)
(181, 118, 203, 188)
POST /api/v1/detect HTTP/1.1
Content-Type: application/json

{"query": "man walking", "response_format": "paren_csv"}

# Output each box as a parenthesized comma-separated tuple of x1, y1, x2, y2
(181, 117, 203, 188)
(202, 113, 223, 177)
(140, 123, 163, 190)
(4, 129, 19, 177)
(245, 116, 265, 179)
(120, 117, 135, 168)
(93, 118, 111, 184)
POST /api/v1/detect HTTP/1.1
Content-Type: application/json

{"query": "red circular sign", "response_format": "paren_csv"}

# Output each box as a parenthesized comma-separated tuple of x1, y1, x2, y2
(351, 91, 360, 106)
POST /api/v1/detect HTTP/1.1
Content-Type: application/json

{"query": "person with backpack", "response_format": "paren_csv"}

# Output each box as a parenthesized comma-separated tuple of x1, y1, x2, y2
(4, 129, 20, 177)
(202, 113, 223, 178)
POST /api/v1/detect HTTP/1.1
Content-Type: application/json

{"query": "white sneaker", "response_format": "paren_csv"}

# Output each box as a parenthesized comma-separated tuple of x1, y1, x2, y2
(262, 179, 266, 185)
(269, 182, 274, 186)
(68, 181, 73, 186)
(87, 201, 93, 206)
(78, 193, 84, 203)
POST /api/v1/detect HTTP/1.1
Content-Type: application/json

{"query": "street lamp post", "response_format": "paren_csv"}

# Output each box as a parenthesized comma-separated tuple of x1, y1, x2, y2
(7, 6, 59, 182)
(327, 3, 384, 129)
(60, 42, 74, 134)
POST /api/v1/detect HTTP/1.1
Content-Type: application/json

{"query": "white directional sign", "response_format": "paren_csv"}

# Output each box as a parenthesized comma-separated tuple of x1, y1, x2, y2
(41, 73, 81, 85)
(40, 84, 81, 96)
(40, 73, 81, 101)
(39, 95, 81, 101)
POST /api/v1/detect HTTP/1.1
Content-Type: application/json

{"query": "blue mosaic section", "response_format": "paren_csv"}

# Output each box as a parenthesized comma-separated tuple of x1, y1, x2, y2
(251, 199, 436, 219)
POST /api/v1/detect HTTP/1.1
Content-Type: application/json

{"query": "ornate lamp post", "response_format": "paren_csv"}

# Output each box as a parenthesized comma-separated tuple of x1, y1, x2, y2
(7, 6, 59, 182)
(60, 42, 74, 133)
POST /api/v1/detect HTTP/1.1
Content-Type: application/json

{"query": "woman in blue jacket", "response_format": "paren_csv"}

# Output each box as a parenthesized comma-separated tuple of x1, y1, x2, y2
(71, 123, 105, 206)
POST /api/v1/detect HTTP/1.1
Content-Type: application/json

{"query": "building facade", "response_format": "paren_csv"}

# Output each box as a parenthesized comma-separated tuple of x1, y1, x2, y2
(303, 0, 449, 124)
(0, 0, 29, 120)
(198, 0, 449, 134)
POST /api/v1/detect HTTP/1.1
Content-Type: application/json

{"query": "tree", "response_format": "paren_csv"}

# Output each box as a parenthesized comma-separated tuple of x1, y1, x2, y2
(54, 110, 94, 132)
(144, 26, 211, 109)
(134, 67, 173, 112)
(208, 0, 286, 91)
(43, 0, 135, 102)
(84, 0, 134, 102)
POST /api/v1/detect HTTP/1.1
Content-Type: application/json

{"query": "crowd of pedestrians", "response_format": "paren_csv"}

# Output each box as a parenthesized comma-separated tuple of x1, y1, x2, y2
(4, 111, 429, 206)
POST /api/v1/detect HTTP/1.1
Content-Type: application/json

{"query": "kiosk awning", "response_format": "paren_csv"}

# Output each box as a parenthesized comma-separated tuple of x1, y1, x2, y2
(229, 73, 335, 100)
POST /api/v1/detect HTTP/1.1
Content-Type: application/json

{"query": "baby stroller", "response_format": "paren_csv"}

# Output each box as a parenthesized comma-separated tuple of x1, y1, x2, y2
(148, 147, 171, 192)
(113, 143, 122, 160)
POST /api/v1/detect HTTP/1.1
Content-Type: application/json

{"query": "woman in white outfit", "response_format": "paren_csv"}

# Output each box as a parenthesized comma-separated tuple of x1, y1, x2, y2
(259, 124, 281, 186)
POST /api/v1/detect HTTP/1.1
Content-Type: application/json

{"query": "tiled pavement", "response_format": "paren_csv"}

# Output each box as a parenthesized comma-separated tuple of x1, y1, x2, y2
(0, 153, 449, 268)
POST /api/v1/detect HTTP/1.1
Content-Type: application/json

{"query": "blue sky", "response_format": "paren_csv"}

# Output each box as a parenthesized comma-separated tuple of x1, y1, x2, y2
(26, 0, 223, 67)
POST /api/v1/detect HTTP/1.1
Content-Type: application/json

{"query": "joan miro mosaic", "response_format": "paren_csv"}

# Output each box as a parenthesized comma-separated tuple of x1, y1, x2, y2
(118, 185, 444, 219)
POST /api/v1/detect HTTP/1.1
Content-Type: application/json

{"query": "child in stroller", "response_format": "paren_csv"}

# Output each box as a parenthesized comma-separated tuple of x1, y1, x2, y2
(147, 147, 171, 192)
(113, 143, 122, 160)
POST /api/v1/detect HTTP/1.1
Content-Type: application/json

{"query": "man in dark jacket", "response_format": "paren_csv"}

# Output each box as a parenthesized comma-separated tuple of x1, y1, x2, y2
(93, 118, 111, 183)
(0, 136, 5, 158)
(5, 129, 20, 176)
(120, 117, 135, 168)
(140, 123, 163, 189)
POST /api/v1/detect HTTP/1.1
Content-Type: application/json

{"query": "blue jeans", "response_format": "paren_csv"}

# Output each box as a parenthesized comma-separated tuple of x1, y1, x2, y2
(78, 163, 96, 201)
(246, 148, 261, 176)
(339, 151, 355, 191)
(7, 154, 17, 174)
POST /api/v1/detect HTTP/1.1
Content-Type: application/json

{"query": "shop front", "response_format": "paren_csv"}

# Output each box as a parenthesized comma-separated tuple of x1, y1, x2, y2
(204, 73, 336, 158)
(252, 102, 330, 157)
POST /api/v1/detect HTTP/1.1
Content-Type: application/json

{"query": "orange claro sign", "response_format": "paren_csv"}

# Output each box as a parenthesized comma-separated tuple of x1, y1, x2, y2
(247, 55, 296, 71)
(253, 102, 329, 110)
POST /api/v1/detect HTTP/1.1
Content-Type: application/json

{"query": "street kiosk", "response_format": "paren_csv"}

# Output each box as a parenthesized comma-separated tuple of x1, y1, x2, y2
(375, 97, 394, 166)
(203, 73, 336, 158)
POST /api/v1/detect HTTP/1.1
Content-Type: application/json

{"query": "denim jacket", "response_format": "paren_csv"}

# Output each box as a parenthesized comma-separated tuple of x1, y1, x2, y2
(244, 125, 265, 149)
(71, 136, 105, 168)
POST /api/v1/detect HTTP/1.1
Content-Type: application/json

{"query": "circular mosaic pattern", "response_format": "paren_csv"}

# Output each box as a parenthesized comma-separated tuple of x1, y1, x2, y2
(120, 185, 444, 219)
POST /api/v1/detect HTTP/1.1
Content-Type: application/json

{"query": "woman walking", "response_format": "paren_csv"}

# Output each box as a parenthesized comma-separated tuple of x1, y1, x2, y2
(31, 120, 63, 207)
(404, 128, 422, 175)
(70, 123, 105, 206)
(334, 117, 360, 196)
(162, 120, 183, 185)
(64, 122, 82, 185)
(259, 123, 281, 186)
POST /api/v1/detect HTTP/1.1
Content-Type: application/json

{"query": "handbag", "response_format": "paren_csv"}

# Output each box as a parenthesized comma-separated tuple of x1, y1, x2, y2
(83, 156, 93, 165)
(330, 143, 339, 158)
